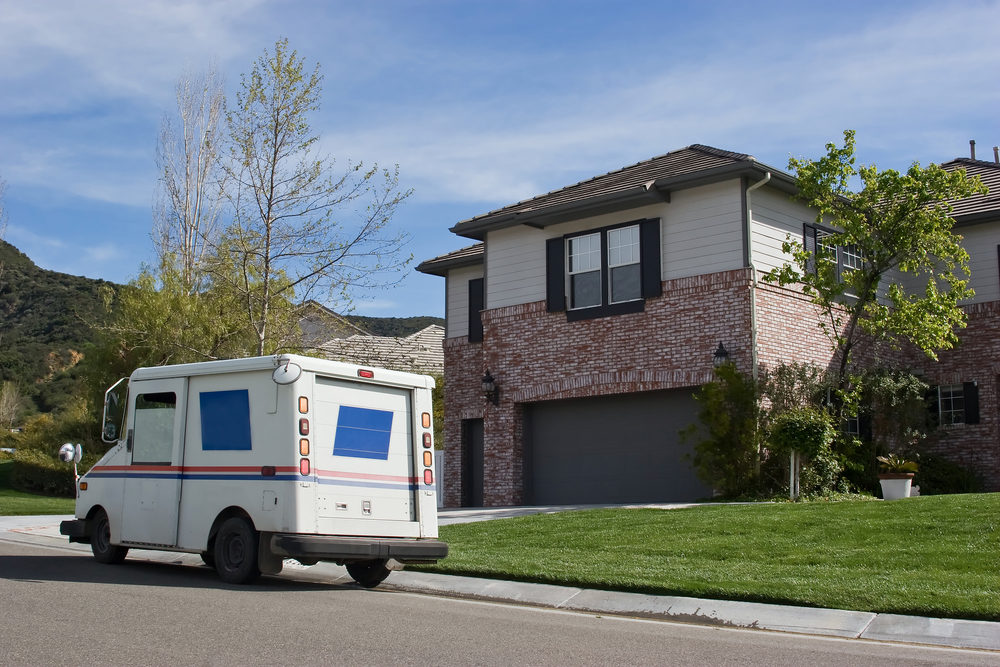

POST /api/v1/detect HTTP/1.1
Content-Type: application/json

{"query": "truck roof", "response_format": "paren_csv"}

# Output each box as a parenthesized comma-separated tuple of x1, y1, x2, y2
(128, 354, 436, 390)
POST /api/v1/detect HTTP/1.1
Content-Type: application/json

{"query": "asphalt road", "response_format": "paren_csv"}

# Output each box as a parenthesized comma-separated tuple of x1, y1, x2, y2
(0, 538, 996, 666)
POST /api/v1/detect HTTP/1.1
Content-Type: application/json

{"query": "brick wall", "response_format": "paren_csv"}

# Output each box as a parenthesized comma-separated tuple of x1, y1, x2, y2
(443, 268, 757, 506)
(904, 301, 1000, 489)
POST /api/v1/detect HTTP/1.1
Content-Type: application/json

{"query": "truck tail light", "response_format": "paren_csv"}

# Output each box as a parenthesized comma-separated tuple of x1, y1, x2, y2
(299, 418, 309, 436)
(421, 412, 431, 428)
(423, 469, 433, 485)
(79, 481, 88, 491)
(423, 451, 433, 467)
(358, 369, 374, 379)
(300, 458, 310, 476)
(422, 433, 432, 448)
(298, 396, 309, 413)
(299, 439, 310, 456)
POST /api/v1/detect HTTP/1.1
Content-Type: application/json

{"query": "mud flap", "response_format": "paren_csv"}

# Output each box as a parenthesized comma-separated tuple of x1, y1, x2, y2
(257, 532, 284, 575)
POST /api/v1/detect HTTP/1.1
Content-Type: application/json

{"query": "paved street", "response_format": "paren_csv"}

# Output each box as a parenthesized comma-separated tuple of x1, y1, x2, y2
(1, 534, 996, 666)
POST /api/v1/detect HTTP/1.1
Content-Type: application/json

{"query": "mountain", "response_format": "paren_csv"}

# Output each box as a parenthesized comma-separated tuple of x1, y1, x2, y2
(0, 240, 444, 415)
(0, 240, 112, 413)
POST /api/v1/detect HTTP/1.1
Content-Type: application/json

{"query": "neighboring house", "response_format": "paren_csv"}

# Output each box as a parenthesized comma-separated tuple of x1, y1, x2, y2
(417, 144, 1000, 507)
(298, 300, 445, 375)
(319, 325, 444, 375)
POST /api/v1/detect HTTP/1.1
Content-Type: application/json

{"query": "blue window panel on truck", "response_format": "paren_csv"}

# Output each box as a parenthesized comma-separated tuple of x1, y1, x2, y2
(200, 389, 252, 451)
(333, 406, 393, 460)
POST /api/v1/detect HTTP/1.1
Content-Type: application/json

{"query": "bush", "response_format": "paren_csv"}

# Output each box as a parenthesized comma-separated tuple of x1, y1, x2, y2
(7, 448, 88, 497)
(800, 444, 845, 497)
(915, 454, 983, 495)
(769, 407, 834, 459)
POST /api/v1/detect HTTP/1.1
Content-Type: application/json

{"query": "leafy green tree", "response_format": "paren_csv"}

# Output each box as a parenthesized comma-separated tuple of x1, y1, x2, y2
(221, 39, 412, 355)
(766, 130, 987, 413)
(682, 363, 764, 498)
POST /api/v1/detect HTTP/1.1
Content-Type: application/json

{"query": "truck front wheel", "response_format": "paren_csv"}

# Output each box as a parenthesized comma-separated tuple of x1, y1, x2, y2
(346, 559, 391, 588)
(90, 509, 128, 564)
(214, 517, 260, 584)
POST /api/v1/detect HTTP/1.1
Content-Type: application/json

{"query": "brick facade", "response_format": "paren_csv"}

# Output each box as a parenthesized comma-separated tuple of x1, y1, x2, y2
(443, 270, 1000, 505)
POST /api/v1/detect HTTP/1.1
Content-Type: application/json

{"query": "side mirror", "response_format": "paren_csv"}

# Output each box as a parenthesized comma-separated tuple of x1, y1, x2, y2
(102, 378, 129, 444)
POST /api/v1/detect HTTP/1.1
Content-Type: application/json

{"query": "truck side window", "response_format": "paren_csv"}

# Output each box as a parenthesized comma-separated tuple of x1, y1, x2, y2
(132, 392, 177, 465)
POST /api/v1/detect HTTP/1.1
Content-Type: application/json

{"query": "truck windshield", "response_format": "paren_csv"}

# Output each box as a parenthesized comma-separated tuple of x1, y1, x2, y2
(102, 378, 129, 443)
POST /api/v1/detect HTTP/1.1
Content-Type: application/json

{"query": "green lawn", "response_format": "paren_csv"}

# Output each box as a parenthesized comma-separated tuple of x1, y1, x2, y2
(0, 460, 76, 516)
(417, 494, 1000, 621)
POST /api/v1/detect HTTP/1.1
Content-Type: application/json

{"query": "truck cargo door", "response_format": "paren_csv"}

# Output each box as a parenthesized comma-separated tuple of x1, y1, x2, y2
(313, 377, 416, 523)
(121, 378, 187, 546)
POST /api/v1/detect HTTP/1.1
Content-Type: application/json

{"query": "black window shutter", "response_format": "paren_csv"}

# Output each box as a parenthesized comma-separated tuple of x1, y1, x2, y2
(545, 238, 566, 312)
(804, 224, 817, 275)
(925, 386, 940, 429)
(640, 218, 662, 298)
(964, 381, 980, 424)
(467, 278, 484, 342)
(858, 412, 872, 441)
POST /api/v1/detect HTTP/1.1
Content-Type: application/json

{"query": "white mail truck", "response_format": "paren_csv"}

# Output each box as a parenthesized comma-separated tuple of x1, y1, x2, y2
(60, 354, 447, 587)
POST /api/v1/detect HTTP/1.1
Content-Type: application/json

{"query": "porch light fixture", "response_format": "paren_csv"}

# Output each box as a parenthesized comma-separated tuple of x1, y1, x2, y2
(712, 342, 730, 367)
(481, 369, 500, 406)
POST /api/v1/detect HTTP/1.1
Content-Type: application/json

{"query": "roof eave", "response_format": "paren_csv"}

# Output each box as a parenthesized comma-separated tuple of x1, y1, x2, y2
(416, 252, 484, 276)
(450, 162, 792, 240)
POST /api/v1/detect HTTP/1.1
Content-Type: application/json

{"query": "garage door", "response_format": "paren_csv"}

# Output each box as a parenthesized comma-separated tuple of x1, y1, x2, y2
(524, 389, 710, 504)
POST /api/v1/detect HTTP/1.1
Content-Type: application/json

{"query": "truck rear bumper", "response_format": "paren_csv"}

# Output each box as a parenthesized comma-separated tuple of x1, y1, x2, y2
(269, 533, 448, 564)
(59, 519, 91, 544)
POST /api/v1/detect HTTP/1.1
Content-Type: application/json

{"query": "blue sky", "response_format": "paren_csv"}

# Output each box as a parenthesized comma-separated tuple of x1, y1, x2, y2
(1, 0, 998, 317)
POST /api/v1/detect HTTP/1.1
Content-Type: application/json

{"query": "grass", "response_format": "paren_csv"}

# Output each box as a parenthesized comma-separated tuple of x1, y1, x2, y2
(416, 494, 1000, 621)
(0, 460, 76, 516)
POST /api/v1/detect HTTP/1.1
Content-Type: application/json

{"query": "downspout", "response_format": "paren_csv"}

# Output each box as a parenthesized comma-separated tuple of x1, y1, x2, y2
(744, 171, 770, 382)
(744, 171, 772, 489)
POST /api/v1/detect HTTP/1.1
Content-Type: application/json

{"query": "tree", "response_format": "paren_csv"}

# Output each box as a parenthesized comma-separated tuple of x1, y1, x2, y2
(765, 130, 987, 411)
(154, 66, 227, 292)
(0, 381, 22, 429)
(221, 39, 412, 356)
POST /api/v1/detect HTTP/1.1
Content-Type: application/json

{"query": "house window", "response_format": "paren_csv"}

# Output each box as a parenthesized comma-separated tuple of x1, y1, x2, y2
(546, 218, 661, 321)
(930, 382, 980, 426)
(608, 225, 641, 303)
(567, 233, 602, 309)
(938, 384, 966, 425)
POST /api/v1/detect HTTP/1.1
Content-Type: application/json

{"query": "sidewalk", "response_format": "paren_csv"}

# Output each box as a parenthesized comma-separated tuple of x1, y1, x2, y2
(3, 515, 998, 653)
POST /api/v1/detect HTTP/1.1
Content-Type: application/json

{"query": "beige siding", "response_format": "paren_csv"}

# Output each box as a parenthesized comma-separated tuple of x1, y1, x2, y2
(961, 222, 1000, 303)
(662, 181, 743, 279)
(749, 186, 815, 275)
(485, 180, 745, 309)
(445, 265, 484, 339)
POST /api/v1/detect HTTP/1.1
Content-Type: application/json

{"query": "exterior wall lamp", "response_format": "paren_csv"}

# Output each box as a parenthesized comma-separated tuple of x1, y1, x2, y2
(712, 342, 730, 367)
(481, 369, 500, 405)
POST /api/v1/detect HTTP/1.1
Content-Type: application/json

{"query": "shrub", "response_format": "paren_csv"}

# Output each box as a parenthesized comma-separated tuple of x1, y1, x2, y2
(915, 454, 983, 495)
(800, 444, 845, 497)
(769, 407, 834, 459)
(7, 448, 92, 497)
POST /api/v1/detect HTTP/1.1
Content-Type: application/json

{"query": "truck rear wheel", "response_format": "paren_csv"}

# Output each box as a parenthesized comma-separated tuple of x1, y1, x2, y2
(91, 509, 128, 564)
(214, 517, 259, 584)
(346, 559, 391, 588)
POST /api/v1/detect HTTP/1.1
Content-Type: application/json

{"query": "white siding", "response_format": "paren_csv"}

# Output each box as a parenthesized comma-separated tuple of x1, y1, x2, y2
(444, 265, 484, 339)
(484, 180, 745, 309)
(749, 186, 816, 275)
(960, 222, 1000, 303)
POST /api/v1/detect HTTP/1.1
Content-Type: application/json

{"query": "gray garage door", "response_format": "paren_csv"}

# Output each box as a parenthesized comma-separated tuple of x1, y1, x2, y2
(524, 389, 710, 504)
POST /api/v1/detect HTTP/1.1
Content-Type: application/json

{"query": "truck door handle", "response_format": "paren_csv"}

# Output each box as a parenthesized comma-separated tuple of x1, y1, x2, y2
(126, 428, 134, 453)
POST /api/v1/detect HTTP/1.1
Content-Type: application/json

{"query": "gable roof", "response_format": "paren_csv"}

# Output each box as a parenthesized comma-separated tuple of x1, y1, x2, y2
(939, 158, 1000, 224)
(416, 243, 484, 276)
(450, 144, 789, 239)
(318, 324, 444, 374)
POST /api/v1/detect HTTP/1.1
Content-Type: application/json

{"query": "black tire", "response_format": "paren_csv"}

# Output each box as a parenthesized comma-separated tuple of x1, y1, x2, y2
(90, 509, 128, 564)
(213, 517, 259, 584)
(346, 559, 391, 588)
(200, 551, 215, 568)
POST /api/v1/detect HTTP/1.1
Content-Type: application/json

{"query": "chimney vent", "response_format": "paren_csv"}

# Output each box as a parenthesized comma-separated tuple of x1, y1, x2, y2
(994, 146, 999, 164)
(970, 139, 976, 160)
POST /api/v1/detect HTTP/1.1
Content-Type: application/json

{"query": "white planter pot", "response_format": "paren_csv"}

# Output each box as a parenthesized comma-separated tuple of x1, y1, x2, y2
(879, 475, 914, 500)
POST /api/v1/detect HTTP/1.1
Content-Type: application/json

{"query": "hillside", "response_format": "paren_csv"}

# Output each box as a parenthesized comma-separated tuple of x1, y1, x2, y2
(0, 240, 111, 413)
(0, 240, 443, 417)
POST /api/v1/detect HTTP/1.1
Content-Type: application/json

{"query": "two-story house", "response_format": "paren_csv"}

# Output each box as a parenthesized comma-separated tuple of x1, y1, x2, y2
(417, 144, 1000, 507)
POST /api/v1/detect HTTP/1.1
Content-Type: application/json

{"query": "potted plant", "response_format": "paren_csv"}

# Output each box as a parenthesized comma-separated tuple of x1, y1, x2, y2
(876, 453, 919, 500)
